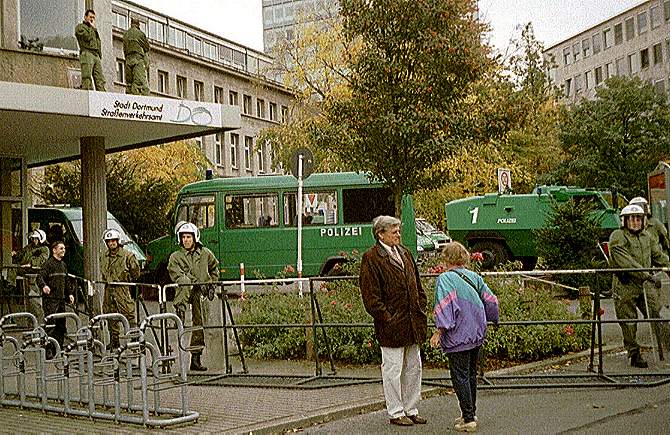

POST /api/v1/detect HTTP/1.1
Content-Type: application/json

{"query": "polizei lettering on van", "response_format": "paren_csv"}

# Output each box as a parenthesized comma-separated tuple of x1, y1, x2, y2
(496, 217, 517, 224)
(320, 227, 362, 237)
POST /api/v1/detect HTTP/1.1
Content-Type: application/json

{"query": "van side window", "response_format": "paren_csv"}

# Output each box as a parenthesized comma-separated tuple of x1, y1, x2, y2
(342, 188, 394, 224)
(176, 195, 216, 229)
(225, 194, 278, 228)
(283, 191, 338, 226)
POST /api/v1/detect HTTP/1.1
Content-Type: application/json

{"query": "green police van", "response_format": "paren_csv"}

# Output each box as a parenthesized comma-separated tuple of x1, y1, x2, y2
(445, 186, 620, 270)
(144, 172, 417, 282)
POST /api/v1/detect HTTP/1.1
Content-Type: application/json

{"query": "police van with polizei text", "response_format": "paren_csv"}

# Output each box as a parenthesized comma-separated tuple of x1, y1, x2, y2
(144, 172, 417, 283)
(445, 185, 620, 270)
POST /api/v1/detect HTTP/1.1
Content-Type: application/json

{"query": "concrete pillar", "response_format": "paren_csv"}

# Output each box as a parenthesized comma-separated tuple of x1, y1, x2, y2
(0, 168, 11, 267)
(80, 137, 106, 310)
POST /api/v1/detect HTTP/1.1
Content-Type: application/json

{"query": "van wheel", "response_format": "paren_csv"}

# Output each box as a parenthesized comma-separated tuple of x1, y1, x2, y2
(470, 241, 508, 270)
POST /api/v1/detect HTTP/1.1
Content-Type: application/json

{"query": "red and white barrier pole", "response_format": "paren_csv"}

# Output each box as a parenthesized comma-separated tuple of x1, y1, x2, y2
(240, 262, 246, 297)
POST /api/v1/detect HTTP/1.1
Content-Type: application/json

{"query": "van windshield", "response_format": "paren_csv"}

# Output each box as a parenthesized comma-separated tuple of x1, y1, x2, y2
(69, 219, 133, 244)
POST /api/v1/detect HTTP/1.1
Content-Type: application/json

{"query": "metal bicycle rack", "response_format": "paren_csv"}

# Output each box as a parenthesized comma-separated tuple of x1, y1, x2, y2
(0, 310, 198, 427)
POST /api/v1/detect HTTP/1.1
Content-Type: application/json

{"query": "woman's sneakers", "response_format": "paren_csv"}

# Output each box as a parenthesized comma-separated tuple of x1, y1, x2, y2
(454, 416, 478, 432)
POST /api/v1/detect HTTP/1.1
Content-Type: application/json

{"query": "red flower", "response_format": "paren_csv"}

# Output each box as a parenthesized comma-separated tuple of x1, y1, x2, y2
(366, 341, 372, 348)
(471, 252, 484, 262)
(598, 308, 605, 316)
(564, 325, 574, 336)
(330, 300, 337, 306)
(344, 303, 353, 310)
(284, 264, 295, 274)
(428, 265, 447, 274)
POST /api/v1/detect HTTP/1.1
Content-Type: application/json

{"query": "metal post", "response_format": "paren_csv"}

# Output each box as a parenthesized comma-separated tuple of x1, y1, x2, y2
(297, 155, 304, 297)
(309, 279, 322, 376)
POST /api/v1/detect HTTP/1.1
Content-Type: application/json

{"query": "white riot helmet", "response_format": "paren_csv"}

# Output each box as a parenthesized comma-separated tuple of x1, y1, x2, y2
(620, 204, 646, 228)
(176, 222, 200, 244)
(629, 196, 650, 215)
(29, 229, 47, 244)
(174, 220, 188, 243)
(102, 228, 122, 242)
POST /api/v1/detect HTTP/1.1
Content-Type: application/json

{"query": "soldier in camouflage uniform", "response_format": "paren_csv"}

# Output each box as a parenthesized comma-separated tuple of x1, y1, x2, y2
(13, 230, 49, 322)
(123, 17, 150, 95)
(168, 223, 219, 371)
(100, 229, 140, 350)
(74, 9, 106, 91)
(609, 204, 670, 367)
(629, 196, 670, 255)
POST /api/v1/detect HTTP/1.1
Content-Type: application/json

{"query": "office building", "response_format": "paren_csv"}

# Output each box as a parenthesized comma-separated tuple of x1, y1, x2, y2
(262, 0, 339, 53)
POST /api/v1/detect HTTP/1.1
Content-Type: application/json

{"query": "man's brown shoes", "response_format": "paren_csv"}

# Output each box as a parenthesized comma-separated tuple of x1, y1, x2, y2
(408, 414, 427, 424)
(389, 416, 414, 426)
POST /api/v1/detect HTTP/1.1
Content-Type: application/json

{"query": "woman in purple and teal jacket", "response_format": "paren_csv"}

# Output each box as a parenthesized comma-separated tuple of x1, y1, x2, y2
(430, 242, 499, 432)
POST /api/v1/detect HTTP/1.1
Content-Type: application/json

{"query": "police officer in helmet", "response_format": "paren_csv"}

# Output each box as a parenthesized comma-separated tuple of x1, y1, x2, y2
(100, 228, 140, 351)
(168, 222, 219, 371)
(629, 196, 670, 255)
(609, 204, 670, 368)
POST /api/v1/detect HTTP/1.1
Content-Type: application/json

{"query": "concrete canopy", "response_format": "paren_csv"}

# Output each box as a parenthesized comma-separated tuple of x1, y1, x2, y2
(0, 81, 241, 166)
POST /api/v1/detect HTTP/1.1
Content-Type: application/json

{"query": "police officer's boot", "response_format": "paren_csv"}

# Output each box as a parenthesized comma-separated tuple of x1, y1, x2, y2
(630, 351, 649, 368)
(190, 353, 207, 371)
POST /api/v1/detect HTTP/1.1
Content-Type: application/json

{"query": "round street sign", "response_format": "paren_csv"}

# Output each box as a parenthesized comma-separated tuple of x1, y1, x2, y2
(290, 147, 315, 179)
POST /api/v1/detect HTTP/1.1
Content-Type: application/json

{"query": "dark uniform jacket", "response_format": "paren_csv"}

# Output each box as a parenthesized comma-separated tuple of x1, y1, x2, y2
(36, 256, 71, 302)
(75, 21, 102, 58)
(123, 26, 149, 56)
(360, 243, 428, 348)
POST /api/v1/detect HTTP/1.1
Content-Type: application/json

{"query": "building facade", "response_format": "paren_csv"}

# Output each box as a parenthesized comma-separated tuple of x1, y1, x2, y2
(0, 0, 293, 177)
(262, 0, 339, 53)
(545, 0, 670, 101)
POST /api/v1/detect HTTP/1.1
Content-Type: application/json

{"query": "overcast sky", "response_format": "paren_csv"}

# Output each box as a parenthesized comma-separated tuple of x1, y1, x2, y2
(133, 0, 643, 53)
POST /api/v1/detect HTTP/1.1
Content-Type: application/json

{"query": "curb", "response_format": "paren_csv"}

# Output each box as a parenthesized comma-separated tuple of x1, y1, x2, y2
(247, 345, 622, 434)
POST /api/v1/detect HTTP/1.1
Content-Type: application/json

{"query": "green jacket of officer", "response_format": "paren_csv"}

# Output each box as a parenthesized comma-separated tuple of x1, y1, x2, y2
(75, 18, 102, 58)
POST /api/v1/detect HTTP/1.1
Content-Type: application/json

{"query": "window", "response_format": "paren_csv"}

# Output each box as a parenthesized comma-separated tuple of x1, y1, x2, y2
(230, 133, 239, 168)
(343, 188, 394, 224)
(220, 45, 233, 63)
(195, 136, 203, 152)
(157, 70, 168, 94)
(169, 27, 186, 49)
(116, 59, 125, 84)
(616, 57, 627, 75)
(592, 33, 602, 54)
(214, 86, 224, 104)
(584, 70, 593, 89)
(215, 133, 222, 165)
(563, 47, 571, 65)
(653, 43, 663, 65)
(244, 136, 252, 170)
(605, 62, 614, 79)
(19, 0, 85, 52)
(281, 106, 289, 123)
(602, 28, 613, 49)
(193, 37, 202, 56)
(269, 103, 277, 121)
(113, 10, 128, 30)
(194, 80, 204, 101)
(176, 76, 187, 98)
(625, 17, 635, 41)
(243, 94, 252, 115)
(638, 11, 648, 34)
(203, 42, 217, 60)
(176, 195, 216, 229)
(581, 38, 591, 58)
(148, 19, 165, 42)
(641, 48, 650, 69)
(572, 43, 581, 62)
(564, 78, 572, 97)
(256, 99, 266, 118)
(651, 5, 662, 28)
(614, 23, 623, 45)
(229, 90, 239, 106)
(629, 52, 641, 73)
(574, 75, 582, 95)
(225, 194, 279, 229)
(284, 191, 338, 226)
(257, 145, 265, 173)
(594, 66, 603, 86)
(654, 79, 666, 94)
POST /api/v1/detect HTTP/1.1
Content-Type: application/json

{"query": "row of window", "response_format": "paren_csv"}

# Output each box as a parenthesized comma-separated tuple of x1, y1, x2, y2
(114, 62, 289, 122)
(112, 6, 271, 76)
(210, 132, 270, 173)
(563, 38, 670, 96)
(560, 1, 670, 67)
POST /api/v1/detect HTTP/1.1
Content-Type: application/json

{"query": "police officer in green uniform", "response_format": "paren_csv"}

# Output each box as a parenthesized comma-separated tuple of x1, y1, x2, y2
(609, 204, 670, 367)
(13, 230, 49, 322)
(100, 229, 140, 350)
(629, 196, 670, 254)
(123, 17, 150, 95)
(168, 223, 219, 371)
(75, 9, 106, 91)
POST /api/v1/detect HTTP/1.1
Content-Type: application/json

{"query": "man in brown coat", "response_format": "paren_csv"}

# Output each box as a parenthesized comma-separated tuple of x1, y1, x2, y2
(360, 215, 428, 426)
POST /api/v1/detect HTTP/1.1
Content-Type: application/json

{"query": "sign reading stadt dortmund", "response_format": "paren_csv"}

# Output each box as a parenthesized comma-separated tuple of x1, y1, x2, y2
(88, 93, 222, 127)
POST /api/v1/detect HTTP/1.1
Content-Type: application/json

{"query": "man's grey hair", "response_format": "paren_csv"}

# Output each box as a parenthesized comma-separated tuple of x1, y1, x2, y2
(372, 215, 401, 240)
